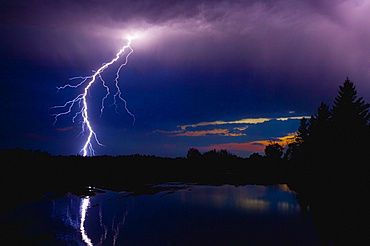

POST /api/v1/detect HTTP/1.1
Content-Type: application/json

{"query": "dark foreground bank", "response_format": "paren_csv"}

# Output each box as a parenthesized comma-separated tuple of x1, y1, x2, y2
(1, 148, 370, 245)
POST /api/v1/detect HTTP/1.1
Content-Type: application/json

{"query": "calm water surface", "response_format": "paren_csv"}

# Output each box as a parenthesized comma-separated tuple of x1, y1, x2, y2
(2, 184, 321, 245)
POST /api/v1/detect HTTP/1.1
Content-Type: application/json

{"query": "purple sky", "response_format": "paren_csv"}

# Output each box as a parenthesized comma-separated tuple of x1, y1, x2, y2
(1, 0, 370, 157)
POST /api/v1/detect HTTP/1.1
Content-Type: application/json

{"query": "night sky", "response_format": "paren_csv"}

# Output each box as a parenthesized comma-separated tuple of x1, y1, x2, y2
(1, 0, 370, 157)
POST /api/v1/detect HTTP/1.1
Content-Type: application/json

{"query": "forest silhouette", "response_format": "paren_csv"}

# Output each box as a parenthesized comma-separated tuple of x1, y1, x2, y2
(1, 78, 369, 245)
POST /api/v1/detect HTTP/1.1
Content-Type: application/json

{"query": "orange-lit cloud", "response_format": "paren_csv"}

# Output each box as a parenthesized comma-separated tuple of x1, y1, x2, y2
(233, 126, 248, 131)
(173, 129, 246, 137)
(179, 118, 272, 131)
(276, 116, 307, 121)
(177, 116, 309, 132)
(154, 115, 306, 141)
(276, 134, 296, 145)
(198, 133, 296, 153)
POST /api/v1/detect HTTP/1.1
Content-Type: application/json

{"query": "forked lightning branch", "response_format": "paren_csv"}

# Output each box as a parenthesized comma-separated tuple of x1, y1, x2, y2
(52, 37, 136, 156)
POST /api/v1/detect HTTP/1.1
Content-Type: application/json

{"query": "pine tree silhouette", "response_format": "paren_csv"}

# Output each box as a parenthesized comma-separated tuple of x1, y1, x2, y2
(289, 78, 369, 186)
(331, 78, 369, 151)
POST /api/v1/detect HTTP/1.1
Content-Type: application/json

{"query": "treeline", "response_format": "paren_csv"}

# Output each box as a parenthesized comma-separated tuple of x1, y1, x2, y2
(0, 147, 286, 190)
(0, 147, 288, 212)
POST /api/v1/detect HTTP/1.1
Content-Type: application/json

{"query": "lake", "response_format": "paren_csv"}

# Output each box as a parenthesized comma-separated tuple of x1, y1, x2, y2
(1, 184, 322, 245)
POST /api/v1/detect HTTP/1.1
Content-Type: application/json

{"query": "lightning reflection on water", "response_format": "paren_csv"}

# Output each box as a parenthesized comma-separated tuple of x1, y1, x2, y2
(77, 194, 129, 246)
(80, 197, 93, 246)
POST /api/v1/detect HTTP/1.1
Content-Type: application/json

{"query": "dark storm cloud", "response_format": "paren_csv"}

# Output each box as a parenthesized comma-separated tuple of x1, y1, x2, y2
(2, 0, 369, 104)
(3, 0, 370, 74)
(3, 0, 369, 87)
(0, 0, 347, 26)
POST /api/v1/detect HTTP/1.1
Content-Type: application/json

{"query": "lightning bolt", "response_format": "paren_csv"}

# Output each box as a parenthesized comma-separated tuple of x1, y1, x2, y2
(52, 37, 136, 156)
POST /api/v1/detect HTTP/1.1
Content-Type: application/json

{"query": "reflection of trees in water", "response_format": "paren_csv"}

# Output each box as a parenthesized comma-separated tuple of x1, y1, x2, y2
(296, 192, 370, 246)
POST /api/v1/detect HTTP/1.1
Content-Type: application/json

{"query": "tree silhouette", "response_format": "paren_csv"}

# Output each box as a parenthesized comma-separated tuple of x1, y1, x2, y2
(264, 142, 283, 161)
(310, 102, 331, 137)
(307, 102, 332, 163)
(332, 78, 369, 127)
(249, 152, 263, 161)
(288, 77, 370, 187)
(203, 149, 236, 160)
(331, 78, 370, 162)
(284, 117, 309, 160)
(186, 148, 202, 160)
